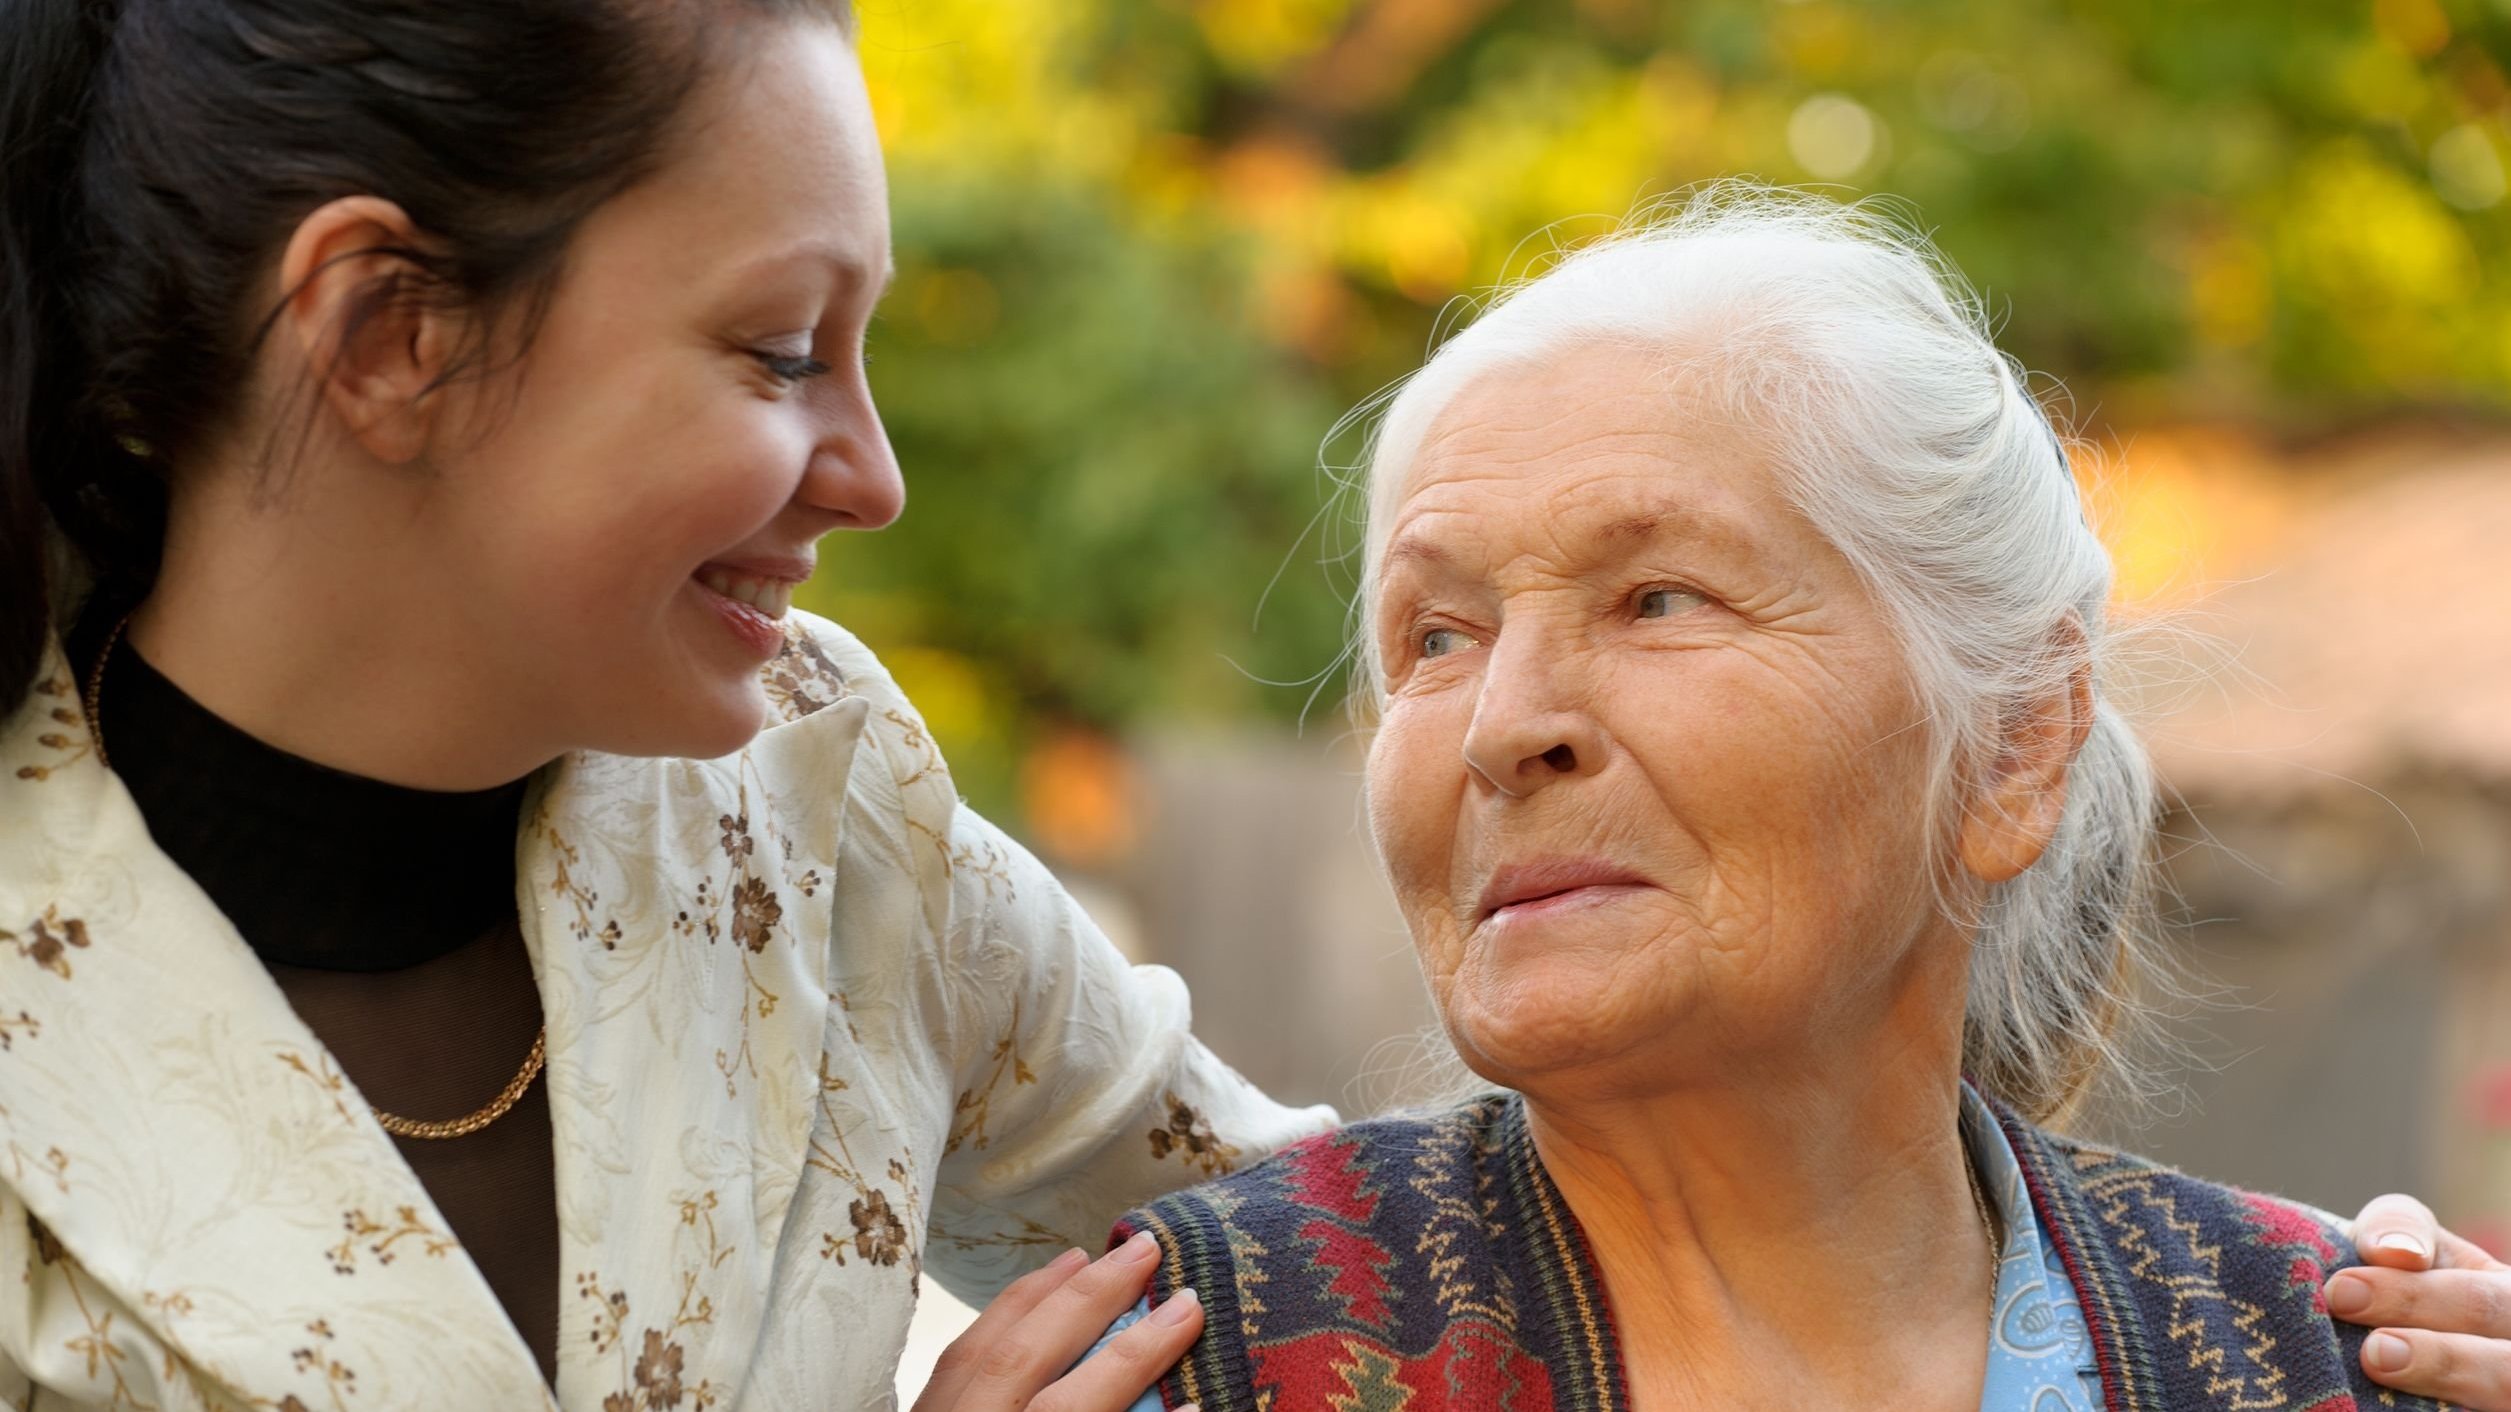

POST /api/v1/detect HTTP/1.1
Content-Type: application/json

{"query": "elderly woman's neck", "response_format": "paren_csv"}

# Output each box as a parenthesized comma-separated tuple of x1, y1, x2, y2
(1524, 1047, 1999, 1409)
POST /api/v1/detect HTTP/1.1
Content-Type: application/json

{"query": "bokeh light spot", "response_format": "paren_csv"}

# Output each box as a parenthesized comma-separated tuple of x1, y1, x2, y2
(1787, 93, 1882, 180)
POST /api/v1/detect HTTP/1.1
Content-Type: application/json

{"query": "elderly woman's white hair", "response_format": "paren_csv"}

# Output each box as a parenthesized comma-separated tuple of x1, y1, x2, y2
(1348, 184, 2168, 1122)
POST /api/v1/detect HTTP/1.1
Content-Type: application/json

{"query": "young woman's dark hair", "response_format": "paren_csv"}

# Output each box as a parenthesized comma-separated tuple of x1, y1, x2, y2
(0, 0, 837, 721)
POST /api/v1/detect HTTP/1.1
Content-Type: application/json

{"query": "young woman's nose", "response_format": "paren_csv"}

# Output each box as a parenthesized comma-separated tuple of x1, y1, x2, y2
(801, 386, 905, 529)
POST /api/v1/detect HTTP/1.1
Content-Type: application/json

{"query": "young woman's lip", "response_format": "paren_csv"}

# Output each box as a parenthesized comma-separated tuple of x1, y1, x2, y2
(690, 575, 788, 658)
(696, 555, 815, 584)
(1476, 858, 1651, 919)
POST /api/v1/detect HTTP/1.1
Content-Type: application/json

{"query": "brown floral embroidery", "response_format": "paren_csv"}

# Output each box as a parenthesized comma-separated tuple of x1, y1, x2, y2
(677, 1190, 736, 1276)
(945, 996, 1036, 1156)
(12, 670, 95, 781)
(847, 1191, 908, 1267)
(808, 1058, 926, 1290)
(43, 1234, 189, 1410)
(276, 1049, 360, 1128)
(540, 820, 624, 949)
(327, 1206, 455, 1275)
(674, 792, 796, 1097)
(3, 906, 91, 979)
(726, 875, 781, 954)
(632, 1329, 684, 1407)
(762, 628, 850, 723)
(284, 1316, 359, 1410)
(925, 1206, 1073, 1258)
(579, 1260, 720, 1410)
(0, 1009, 38, 1050)
(1147, 1092, 1240, 1177)
(0, 1105, 71, 1196)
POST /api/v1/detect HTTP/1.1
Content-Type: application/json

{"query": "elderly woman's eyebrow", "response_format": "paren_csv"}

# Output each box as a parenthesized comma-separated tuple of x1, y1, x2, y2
(1588, 502, 1761, 559)
(1380, 535, 1456, 571)
(1599, 512, 1672, 543)
(1381, 504, 1757, 578)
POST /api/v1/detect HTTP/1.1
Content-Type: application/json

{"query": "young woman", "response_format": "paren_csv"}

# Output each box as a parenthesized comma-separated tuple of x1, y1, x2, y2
(0, 2, 2498, 1409)
(0, 2, 1333, 1407)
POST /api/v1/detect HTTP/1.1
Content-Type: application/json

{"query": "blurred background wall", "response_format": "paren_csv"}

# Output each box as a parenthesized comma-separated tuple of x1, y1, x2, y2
(813, 0, 2511, 1388)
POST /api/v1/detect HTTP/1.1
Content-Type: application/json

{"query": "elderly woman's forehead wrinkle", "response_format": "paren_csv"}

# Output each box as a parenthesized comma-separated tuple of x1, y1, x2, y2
(1417, 364, 1674, 457)
(1389, 467, 1779, 575)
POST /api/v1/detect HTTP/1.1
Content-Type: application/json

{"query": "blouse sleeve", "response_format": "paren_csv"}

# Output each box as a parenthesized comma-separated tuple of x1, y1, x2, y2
(803, 616, 1338, 1306)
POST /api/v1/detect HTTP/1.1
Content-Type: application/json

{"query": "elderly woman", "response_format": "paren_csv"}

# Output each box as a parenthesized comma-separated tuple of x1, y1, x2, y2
(1113, 193, 2511, 1412)
(1, 5, 2496, 1405)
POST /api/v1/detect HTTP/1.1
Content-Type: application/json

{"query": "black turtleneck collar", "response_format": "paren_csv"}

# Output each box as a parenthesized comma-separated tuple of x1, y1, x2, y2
(73, 604, 529, 972)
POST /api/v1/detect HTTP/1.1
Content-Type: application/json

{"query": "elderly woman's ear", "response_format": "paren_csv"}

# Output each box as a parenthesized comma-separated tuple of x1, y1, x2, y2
(1956, 616, 2095, 885)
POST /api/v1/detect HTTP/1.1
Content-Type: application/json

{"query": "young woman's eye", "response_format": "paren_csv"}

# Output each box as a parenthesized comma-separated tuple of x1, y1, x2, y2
(1637, 587, 1707, 619)
(753, 350, 833, 383)
(1420, 626, 1479, 659)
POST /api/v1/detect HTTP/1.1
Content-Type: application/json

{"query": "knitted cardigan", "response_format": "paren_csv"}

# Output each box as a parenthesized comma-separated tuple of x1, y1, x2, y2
(1112, 1093, 2448, 1412)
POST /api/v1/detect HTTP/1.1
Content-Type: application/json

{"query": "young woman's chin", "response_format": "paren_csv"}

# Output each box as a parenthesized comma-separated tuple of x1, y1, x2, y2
(605, 678, 773, 763)
(573, 606, 783, 762)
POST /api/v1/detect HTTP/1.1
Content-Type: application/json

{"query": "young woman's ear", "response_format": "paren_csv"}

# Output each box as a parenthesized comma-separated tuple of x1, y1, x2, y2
(1958, 616, 2096, 884)
(275, 195, 460, 465)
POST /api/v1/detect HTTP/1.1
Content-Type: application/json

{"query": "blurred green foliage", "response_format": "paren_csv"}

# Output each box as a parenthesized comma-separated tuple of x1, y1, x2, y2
(801, 0, 2511, 819)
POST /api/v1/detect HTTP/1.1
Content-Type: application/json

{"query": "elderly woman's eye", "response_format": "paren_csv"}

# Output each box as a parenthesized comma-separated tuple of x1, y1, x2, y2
(1637, 587, 1707, 619)
(1420, 627, 1478, 659)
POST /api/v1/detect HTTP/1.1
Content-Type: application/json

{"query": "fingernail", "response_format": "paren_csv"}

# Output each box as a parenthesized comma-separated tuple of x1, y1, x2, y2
(2324, 1271, 2373, 1317)
(1150, 1287, 1201, 1326)
(1051, 1247, 1088, 1272)
(2366, 1331, 2411, 1373)
(2375, 1232, 2431, 1262)
(1115, 1230, 1159, 1264)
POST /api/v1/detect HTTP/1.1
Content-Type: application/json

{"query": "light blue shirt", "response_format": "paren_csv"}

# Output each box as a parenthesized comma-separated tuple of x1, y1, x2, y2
(1966, 1086, 2106, 1411)
(1093, 1087, 2104, 1411)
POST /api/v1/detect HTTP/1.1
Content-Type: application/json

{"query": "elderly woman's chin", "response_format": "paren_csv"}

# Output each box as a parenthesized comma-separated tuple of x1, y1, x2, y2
(1426, 904, 1790, 1093)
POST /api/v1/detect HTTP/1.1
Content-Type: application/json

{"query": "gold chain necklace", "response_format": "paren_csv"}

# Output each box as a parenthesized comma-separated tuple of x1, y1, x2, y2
(83, 612, 546, 1142)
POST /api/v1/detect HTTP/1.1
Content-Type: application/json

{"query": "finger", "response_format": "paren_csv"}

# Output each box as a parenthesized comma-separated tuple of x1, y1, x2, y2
(2324, 1266, 2511, 1339)
(2359, 1326, 2511, 1412)
(2350, 1193, 2443, 1271)
(1030, 1289, 1204, 1412)
(2438, 1224, 2511, 1273)
(952, 1230, 1168, 1409)
(912, 1248, 1090, 1412)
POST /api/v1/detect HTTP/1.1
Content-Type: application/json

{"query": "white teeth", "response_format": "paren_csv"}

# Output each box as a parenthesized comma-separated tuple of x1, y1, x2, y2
(696, 570, 791, 620)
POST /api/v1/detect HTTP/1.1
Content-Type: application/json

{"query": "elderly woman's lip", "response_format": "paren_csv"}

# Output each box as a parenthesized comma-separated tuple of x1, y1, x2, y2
(1475, 859, 1651, 919)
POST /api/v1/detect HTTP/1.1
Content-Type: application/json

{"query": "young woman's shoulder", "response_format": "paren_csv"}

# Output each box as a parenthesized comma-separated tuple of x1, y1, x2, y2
(750, 609, 954, 808)
(760, 609, 908, 724)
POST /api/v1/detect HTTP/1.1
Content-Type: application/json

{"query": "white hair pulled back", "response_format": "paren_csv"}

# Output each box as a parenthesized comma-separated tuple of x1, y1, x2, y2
(1352, 184, 2166, 1122)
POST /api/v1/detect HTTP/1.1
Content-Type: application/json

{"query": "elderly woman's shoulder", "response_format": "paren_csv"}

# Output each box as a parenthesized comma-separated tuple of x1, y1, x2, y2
(2010, 1117, 2365, 1277)
(1131, 1092, 1518, 1217)
(1114, 1093, 1531, 1283)
(2003, 1116, 2437, 1409)
(1113, 1093, 1593, 1407)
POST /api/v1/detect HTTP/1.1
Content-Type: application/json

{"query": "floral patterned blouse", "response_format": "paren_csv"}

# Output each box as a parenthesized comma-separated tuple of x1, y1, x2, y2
(0, 606, 1333, 1411)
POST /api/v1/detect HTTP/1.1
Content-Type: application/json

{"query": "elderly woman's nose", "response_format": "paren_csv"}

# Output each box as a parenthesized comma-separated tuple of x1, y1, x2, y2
(1459, 641, 1610, 797)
